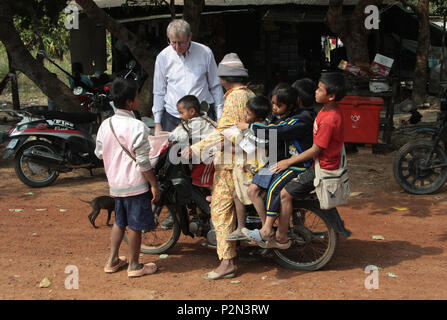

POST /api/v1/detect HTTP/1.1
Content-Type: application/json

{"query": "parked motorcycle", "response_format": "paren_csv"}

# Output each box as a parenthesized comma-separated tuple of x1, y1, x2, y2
(393, 86, 447, 194)
(3, 108, 102, 187)
(124, 144, 351, 271)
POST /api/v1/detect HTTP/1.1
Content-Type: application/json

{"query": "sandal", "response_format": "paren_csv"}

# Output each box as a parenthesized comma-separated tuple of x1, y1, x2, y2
(127, 263, 158, 278)
(226, 230, 248, 241)
(202, 270, 236, 280)
(104, 256, 128, 273)
(241, 228, 273, 247)
(262, 239, 292, 250)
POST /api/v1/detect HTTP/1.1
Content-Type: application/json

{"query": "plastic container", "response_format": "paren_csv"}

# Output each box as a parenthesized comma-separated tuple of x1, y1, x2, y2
(337, 96, 384, 144)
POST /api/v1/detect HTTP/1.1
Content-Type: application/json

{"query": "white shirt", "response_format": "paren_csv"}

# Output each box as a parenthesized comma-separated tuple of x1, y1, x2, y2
(152, 42, 225, 123)
(168, 113, 217, 145)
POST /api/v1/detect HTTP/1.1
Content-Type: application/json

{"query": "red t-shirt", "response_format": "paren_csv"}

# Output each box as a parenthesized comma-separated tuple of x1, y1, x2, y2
(313, 107, 344, 170)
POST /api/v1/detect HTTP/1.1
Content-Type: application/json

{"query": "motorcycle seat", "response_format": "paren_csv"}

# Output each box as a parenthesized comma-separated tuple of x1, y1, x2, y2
(31, 110, 97, 124)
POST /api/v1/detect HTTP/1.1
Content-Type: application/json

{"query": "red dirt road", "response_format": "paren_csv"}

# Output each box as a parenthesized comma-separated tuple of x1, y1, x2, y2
(1, 147, 446, 300)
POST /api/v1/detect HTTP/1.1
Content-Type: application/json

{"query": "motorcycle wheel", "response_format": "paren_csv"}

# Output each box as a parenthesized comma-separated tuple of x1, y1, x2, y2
(272, 203, 338, 271)
(123, 203, 181, 254)
(393, 139, 447, 195)
(14, 140, 59, 188)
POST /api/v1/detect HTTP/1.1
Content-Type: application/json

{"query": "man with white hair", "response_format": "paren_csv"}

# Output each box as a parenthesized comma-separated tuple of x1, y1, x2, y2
(152, 19, 224, 134)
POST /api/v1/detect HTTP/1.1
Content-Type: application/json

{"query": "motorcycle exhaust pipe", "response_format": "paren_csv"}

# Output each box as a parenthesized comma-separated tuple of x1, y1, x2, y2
(22, 149, 64, 168)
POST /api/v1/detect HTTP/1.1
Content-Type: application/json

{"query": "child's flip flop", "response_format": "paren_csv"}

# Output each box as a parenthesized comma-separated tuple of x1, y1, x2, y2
(241, 228, 267, 247)
(104, 256, 128, 273)
(226, 230, 248, 241)
(127, 263, 158, 278)
(262, 239, 292, 250)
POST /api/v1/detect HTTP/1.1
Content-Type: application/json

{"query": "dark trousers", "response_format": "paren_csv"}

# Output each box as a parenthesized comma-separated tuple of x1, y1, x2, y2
(161, 110, 182, 132)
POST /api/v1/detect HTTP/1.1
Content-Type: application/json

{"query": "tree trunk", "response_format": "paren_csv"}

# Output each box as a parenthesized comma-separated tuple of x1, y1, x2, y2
(183, 0, 205, 41)
(0, 2, 80, 112)
(412, 0, 430, 104)
(75, 0, 156, 115)
(326, 0, 383, 66)
(7, 51, 20, 110)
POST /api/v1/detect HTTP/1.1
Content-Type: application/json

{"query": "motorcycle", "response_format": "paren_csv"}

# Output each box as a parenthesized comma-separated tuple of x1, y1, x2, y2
(393, 86, 447, 194)
(3, 108, 102, 188)
(124, 143, 351, 271)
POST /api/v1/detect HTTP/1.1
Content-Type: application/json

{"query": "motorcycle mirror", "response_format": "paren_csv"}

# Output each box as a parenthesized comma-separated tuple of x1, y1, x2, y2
(73, 87, 83, 96)
(398, 98, 417, 113)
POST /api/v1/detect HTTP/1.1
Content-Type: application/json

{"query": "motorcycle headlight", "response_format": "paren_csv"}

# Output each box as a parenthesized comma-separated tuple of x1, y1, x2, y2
(73, 87, 83, 96)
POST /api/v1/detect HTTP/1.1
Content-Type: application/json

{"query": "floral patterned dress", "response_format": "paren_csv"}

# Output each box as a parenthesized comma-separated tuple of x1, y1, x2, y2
(191, 86, 255, 260)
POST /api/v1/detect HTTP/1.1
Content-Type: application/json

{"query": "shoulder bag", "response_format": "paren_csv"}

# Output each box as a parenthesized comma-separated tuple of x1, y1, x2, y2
(313, 144, 350, 210)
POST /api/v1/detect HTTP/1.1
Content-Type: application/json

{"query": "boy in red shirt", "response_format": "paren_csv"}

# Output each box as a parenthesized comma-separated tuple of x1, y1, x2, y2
(264, 72, 347, 248)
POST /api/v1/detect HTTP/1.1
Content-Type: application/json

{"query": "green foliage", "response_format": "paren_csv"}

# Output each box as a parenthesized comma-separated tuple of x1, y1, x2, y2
(431, 0, 447, 16)
(9, 0, 71, 59)
(14, 15, 70, 59)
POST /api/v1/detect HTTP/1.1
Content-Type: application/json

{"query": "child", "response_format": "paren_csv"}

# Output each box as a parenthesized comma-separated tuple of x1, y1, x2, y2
(95, 78, 161, 278)
(169, 95, 217, 188)
(263, 72, 347, 249)
(240, 82, 316, 249)
(225, 95, 271, 241)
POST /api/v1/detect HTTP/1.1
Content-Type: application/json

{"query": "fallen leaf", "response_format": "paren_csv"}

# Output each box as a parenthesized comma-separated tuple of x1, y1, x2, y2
(364, 182, 375, 185)
(59, 209, 67, 213)
(372, 235, 386, 240)
(35, 208, 47, 212)
(387, 272, 398, 278)
(9, 209, 23, 212)
(39, 277, 51, 288)
(350, 192, 363, 197)
(32, 233, 39, 237)
(435, 196, 444, 200)
(24, 192, 34, 196)
(261, 276, 268, 280)
(393, 207, 409, 211)
(159, 254, 168, 259)
(230, 280, 241, 284)
(13, 275, 20, 278)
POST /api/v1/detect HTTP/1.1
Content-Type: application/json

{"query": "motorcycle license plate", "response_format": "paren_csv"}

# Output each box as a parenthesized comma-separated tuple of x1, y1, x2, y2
(6, 139, 18, 149)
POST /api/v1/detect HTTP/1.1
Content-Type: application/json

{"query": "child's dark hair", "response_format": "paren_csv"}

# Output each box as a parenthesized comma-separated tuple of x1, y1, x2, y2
(110, 78, 139, 109)
(270, 82, 298, 112)
(177, 95, 201, 114)
(246, 96, 271, 120)
(319, 72, 347, 102)
(292, 78, 317, 107)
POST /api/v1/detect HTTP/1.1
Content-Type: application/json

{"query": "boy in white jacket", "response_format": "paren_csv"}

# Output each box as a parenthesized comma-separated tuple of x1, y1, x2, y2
(169, 95, 217, 187)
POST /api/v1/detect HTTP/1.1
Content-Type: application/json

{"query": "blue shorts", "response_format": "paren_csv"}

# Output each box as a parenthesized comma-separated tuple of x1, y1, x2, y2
(251, 166, 274, 189)
(114, 192, 155, 231)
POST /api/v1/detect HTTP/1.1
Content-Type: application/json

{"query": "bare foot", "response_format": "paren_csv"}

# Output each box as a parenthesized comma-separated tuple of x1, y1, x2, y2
(259, 228, 275, 242)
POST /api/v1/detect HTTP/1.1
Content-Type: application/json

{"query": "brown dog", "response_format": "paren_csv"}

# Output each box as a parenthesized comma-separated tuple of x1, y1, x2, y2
(81, 196, 115, 229)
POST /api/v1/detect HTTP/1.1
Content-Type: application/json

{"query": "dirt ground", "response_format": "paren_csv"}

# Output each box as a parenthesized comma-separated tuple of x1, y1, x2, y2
(0, 145, 446, 301)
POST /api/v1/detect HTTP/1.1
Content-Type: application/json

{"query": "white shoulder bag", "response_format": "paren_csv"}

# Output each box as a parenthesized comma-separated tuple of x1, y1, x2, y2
(314, 145, 350, 210)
